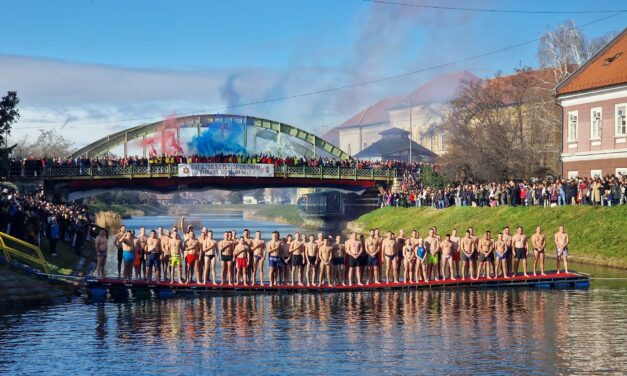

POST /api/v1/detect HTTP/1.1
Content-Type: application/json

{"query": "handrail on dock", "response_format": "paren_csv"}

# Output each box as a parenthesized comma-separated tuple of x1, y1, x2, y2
(0, 232, 50, 274)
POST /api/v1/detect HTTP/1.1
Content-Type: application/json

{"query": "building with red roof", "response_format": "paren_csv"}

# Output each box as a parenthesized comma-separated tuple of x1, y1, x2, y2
(556, 29, 627, 178)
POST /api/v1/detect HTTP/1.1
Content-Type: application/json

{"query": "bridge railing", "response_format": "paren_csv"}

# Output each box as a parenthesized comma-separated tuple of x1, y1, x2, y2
(39, 164, 398, 181)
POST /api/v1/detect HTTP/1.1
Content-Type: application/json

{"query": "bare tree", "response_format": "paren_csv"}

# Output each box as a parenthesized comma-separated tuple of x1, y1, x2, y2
(13, 129, 74, 158)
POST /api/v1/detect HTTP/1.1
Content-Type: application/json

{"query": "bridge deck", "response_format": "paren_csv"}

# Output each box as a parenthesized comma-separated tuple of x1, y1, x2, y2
(87, 271, 590, 299)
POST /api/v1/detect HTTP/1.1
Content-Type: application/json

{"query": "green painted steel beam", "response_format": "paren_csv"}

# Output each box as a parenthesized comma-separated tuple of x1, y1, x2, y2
(70, 114, 351, 160)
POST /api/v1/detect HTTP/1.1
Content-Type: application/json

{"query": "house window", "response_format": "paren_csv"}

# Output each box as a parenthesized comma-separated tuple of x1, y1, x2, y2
(591, 108, 602, 139)
(617, 104, 627, 136)
(567, 171, 578, 179)
(616, 168, 627, 177)
(568, 111, 578, 141)
(590, 169, 602, 178)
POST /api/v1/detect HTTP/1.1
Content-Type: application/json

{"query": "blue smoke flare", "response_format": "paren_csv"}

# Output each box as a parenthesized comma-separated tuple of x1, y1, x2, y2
(188, 121, 248, 155)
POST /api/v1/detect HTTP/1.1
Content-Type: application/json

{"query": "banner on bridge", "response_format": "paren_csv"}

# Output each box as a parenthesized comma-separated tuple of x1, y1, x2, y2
(177, 163, 274, 178)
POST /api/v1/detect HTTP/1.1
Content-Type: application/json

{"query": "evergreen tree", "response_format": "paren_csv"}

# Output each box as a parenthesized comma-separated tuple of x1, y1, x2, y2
(0, 91, 20, 176)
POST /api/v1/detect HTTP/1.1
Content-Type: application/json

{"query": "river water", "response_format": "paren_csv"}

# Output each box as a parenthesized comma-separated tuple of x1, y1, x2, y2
(1, 213, 626, 375)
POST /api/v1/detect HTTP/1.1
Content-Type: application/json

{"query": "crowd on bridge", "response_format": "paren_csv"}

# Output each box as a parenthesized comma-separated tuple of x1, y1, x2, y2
(380, 173, 627, 208)
(97, 223, 571, 285)
(8, 154, 424, 177)
(0, 188, 94, 256)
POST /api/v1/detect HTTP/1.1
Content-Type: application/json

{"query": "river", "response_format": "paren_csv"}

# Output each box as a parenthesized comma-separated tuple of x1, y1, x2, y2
(0, 213, 626, 375)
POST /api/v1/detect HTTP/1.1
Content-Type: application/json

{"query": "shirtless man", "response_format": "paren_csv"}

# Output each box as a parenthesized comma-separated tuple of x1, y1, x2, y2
(460, 230, 475, 280)
(467, 227, 478, 279)
(374, 228, 383, 278)
(145, 230, 161, 282)
(289, 233, 305, 286)
(114, 225, 126, 278)
(440, 234, 456, 280)
(242, 229, 254, 282)
(280, 235, 292, 285)
(202, 230, 218, 285)
(158, 227, 170, 281)
(198, 228, 208, 280)
(450, 228, 461, 278)
(318, 237, 333, 287)
(184, 231, 200, 284)
(531, 226, 546, 276)
(305, 234, 318, 286)
(554, 225, 569, 274)
(315, 232, 325, 249)
(395, 229, 406, 282)
(233, 237, 249, 285)
(477, 231, 494, 279)
(251, 231, 266, 286)
(512, 226, 529, 277)
(169, 229, 183, 284)
(137, 227, 148, 279)
(345, 232, 363, 286)
(382, 231, 398, 283)
(402, 240, 415, 283)
(365, 229, 381, 284)
(94, 229, 108, 278)
(229, 230, 237, 280)
(267, 231, 282, 286)
(120, 229, 135, 280)
(332, 235, 345, 286)
(494, 233, 509, 278)
(132, 230, 143, 280)
(424, 228, 441, 281)
(219, 231, 234, 285)
(502, 226, 513, 276)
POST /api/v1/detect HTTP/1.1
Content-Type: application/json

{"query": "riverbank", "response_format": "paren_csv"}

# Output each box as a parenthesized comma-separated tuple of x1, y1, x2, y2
(244, 205, 304, 226)
(88, 203, 169, 217)
(351, 206, 627, 269)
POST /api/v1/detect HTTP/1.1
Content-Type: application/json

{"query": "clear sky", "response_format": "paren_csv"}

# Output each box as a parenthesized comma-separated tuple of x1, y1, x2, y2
(1, 0, 625, 146)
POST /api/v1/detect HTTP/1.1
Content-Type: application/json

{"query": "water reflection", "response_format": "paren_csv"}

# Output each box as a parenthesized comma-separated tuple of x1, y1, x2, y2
(1, 287, 626, 375)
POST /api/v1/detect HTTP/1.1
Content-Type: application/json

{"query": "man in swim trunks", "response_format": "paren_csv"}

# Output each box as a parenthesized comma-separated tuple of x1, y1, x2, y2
(467, 227, 478, 279)
(477, 231, 494, 279)
(402, 239, 415, 283)
(160, 229, 171, 282)
(132, 230, 143, 280)
(242, 229, 254, 282)
(554, 225, 570, 274)
(197, 227, 208, 280)
(280, 236, 292, 285)
(512, 226, 529, 277)
(94, 229, 108, 278)
(382, 231, 398, 283)
(450, 228, 460, 278)
(120, 229, 135, 281)
(460, 230, 475, 280)
(114, 225, 126, 278)
(424, 228, 441, 281)
(374, 228, 383, 278)
(289, 233, 304, 286)
(169, 229, 184, 284)
(345, 232, 363, 286)
(440, 234, 456, 280)
(305, 234, 318, 286)
(233, 236, 250, 286)
(332, 235, 346, 286)
(267, 231, 281, 286)
(531, 226, 546, 276)
(251, 231, 266, 286)
(184, 230, 200, 284)
(318, 237, 333, 287)
(144, 230, 160, 282)
(494, 233, 509, 278)
(202, 230, 218, 285)
(415, 238, 428, 282)
(136, 227, 148, 279)
(502, 226, 513, 276)
(219, 231, 234, 285)
(365, 229, 381, 284)
(395, 229, 406, 283)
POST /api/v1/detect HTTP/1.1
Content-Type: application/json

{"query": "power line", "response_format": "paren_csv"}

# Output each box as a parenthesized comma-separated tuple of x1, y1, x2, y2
(16, 10, 625, 130)
(362, 0, 627, 14)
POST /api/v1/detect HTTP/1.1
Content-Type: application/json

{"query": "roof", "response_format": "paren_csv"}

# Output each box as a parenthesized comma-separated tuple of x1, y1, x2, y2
(556, 28, 627, 96)
(354, 135, 437, 160)
(380, 127, 409, 137)
(486, 68, 562, 104)
(337, 71, 479, 129)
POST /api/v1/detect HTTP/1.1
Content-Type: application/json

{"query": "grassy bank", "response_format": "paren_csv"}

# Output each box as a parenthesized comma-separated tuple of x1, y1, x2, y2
(247, 205, 304, 226)
(354, 206, 627, 269)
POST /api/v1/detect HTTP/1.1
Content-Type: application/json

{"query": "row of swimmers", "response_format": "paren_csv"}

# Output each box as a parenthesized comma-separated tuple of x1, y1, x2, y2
(93, 225, 571, 286)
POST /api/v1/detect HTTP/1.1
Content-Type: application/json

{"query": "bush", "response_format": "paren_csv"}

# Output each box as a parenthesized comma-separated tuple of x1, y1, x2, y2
(95, 211, 122, 232)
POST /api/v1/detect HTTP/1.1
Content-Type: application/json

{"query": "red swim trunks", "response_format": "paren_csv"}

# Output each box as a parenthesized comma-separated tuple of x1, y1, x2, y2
(186, 254, 198, 265)
(134, 254, 141, 267)
(237, 257, 247, 269)
(453, 252, 460, 262)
